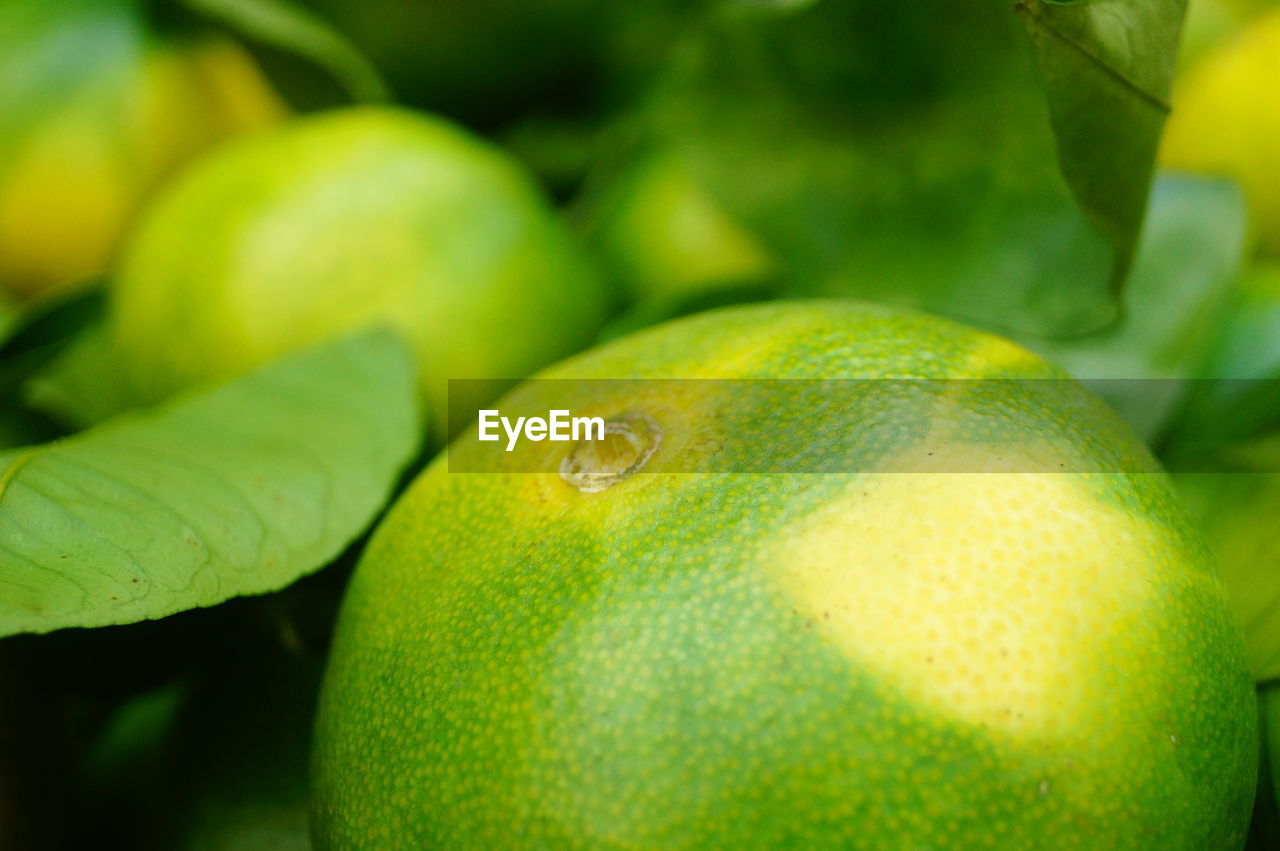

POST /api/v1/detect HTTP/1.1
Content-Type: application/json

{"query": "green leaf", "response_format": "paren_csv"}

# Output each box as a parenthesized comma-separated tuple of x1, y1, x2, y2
(1163, 263, 1280, 457)
(23, 317, 132, 431)
(0, 327, 420, 637)
(82, 641, 320, 850)
(0, 293, 16, 345)
(0, 409, 54, 454)
(0, 288, 110, 451)
(160, 648, 319, 850)
(1016, 0, 1186, 287)
(0, 286, 105, 398)
(0, 0, 140, 162)
(179, 0, 390, 104)
(720, 0, 822, 12)
(1028, 175, 1247, 441)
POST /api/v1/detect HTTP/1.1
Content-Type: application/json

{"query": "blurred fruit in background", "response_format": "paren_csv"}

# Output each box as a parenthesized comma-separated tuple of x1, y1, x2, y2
(71, 592, 332, 850)
(1179, 0, 1280, 66)
(0, 658, 75, 851)
(109, 106, 611, 440)
(578, 151, 776, 339)
(0, 0, 286, 303)
(155, 651, 318, 850)
(1162, 8, 1280, 257)
(582, 153, 773, 307)
(1180, 0, 1250, 65)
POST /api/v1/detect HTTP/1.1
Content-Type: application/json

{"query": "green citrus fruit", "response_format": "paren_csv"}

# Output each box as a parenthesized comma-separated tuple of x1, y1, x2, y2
(1172, 435, 1280, 682)
(109, 106, 611, 439)
(313, 301, 1257, 848)
(0, 0, 285, 301)
(1161, 9, 1280, 257)
(583, 152, 774, 307)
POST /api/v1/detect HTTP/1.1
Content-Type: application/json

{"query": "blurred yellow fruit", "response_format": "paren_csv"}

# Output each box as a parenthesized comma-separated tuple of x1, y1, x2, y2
(1162, 9, 1280, 256)
(0, 1, 285, 301)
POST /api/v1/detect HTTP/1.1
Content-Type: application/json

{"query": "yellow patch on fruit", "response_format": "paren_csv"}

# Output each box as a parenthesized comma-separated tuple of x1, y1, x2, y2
(772, 447, 1159, 741)
(964, 333, 1044, 375)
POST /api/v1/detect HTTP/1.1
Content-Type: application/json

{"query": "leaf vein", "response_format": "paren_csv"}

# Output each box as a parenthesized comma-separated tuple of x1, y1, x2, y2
(0, 449, 38, 505)
(1015, 1, 1171, 113)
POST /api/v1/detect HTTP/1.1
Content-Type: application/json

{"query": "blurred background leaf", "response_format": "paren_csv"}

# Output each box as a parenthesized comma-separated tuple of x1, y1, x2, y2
(25, 311, 142, 431)
(77, 643, 318, 850)
(0, 653, 77, 851)
(0, 567, 353, 849)
(1017, 0, 1186, 296)
(0, 288, 106, 452)
(1253, 684, 1280, 848)
(0, 286, 104, 398)
(0, 292, 15, 344)
(300, 0, 608, 128)
(1028, 175, 1247, 441)
(0, 328, 419, 637)
(155, 648, 317, 850)
(574, 0, 1188, 339)
(1163, 264, 1280, 456)
(719, 0, 821, 12)
(179, 0, 389, 104)
(0, 411, 50, 454)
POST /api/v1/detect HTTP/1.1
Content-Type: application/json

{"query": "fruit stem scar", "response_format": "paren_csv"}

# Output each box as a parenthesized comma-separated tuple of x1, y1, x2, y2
(559, 412, 662, 493)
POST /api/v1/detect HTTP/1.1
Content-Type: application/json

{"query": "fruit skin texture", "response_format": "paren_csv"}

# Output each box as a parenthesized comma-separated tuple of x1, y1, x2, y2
(1161, 9, 1280, 256)
(1174, 463, 1280, 683)
(313, 302, 1257, 849)
(110, 106, 610, 438)
(0, 0, 285, 301)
